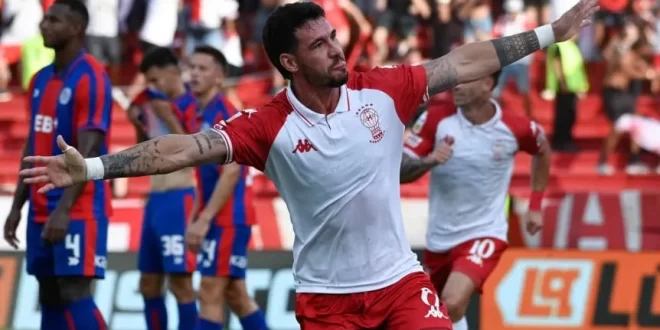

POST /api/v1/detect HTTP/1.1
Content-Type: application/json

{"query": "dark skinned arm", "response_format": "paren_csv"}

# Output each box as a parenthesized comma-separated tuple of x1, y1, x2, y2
(10, 136, 32, 213)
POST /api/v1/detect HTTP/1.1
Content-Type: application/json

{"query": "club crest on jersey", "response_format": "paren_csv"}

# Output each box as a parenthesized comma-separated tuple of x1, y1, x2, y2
(492, 139, 507, 161)
(59, 87, 72, 104)
(356, 104, 384, 143)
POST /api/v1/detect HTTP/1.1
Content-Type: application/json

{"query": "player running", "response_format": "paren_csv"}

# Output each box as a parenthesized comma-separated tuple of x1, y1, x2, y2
(19, 1, 598, 329)
(184, 45, 269, 330)
(3, 1, 112, 329)
(400, 72, 551, 330)
(129, 47, 199, 330)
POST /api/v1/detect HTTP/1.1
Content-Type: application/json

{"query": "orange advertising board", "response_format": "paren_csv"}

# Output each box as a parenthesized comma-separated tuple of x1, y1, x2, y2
(482, 249, 660, 330)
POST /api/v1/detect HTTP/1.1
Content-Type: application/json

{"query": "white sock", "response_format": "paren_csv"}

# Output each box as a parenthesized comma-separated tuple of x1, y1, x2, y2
(453, 317, 468, 330)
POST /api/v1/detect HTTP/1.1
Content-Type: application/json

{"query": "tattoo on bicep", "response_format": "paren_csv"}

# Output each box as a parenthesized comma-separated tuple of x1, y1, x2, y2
(198, 130, 229, 163)
(491, 30, 540, 67)
(423, 57, 459, 95)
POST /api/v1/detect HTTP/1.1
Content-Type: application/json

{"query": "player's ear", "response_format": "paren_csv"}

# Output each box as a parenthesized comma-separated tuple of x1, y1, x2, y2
(280, 53, 298, 75)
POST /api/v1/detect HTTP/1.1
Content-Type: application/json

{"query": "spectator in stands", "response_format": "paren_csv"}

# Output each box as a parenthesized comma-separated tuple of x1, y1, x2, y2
(547, 35, 589, 152)
(599, 22, 655, 175)
(312, 0, 371, 71)
(493, 0, 534, 118)
(125, 0, 180, 100)
(372, 0, 430, 66)
(185, 0, 243, 77)
(456, 0, 493, 43)
(0, 0, 43, 102)
(431, 0, 456, 58)
(85, 0, 122, 83)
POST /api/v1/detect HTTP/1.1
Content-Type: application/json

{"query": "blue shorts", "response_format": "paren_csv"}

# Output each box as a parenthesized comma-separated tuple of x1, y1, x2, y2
(198, 225, 251, 278)
(26, 217, 108, 278)
(138, 187, 197, 274)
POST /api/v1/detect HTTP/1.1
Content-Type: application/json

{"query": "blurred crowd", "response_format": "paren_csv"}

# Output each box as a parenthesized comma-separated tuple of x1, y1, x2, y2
(1, 0, 660, 174)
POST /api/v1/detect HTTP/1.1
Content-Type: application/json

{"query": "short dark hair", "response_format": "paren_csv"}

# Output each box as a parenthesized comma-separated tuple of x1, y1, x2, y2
(262, 2, 325, 80)
(139, 47, 179, 73)
(55, 0, 89, 32)
(193, 45, 228, 69)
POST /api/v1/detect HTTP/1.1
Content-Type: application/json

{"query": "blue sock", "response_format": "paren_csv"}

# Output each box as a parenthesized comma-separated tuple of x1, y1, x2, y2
(240, 310, 269, 330)
(177, 301, 198, 330)
(195, 318, 223, 330)
(143, 296, 168, 330)
(41, 304, 66, 330)
(63, 297, 107, 329)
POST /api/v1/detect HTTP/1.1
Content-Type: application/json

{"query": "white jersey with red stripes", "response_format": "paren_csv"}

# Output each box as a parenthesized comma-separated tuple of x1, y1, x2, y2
(403, 100, 545, 252)
(212, 65, 430, 294)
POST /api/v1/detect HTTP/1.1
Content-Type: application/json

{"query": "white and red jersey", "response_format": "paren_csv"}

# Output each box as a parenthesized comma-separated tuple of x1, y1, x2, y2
(403, 100, 545, 252)
(212, 65, 430, 294)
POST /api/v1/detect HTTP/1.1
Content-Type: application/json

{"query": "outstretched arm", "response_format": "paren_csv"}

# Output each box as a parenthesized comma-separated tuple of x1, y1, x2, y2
(422, 0, 599, 95)
(99, 130, 228, 180)
(423, 28, 549, 95)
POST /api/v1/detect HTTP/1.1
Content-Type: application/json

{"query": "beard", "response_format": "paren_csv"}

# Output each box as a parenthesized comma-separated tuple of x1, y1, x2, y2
(302, 64, 349, 88)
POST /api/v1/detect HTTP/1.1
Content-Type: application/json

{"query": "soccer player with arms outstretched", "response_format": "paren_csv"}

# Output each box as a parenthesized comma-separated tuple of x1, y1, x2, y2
(128, 47, 199, 330)
(3, 0, 112, 329)
(184, 45, 268, 330)
(20, 1, 598, 329)
(400, 71, 551, 330)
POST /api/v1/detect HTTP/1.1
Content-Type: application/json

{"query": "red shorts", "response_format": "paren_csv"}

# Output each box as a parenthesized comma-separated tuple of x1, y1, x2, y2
(295, 272, 452, 330)
(424, 237, 507, 294)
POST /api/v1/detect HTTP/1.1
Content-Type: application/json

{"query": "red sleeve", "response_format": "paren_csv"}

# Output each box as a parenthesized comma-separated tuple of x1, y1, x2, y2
(353, 65, 429, 125)
(211, 100, 290, 171)
(75, 68, 113, 132)
(502, 111, 546, 155)
(403, 103, 456, 157)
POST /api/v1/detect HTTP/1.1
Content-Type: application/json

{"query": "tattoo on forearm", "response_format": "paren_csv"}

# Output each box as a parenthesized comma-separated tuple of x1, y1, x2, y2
(193, 135, 204, 154)
(423, 57, 459, 95)
(400, 153, 434, 183)
(491, 30, 540, 67)
(99, 131, 229, 179)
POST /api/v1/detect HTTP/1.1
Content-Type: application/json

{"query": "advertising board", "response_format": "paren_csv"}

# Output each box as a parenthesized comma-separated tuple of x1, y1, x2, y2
(0, 251, 480, 330)
(481, 249, 660, 330)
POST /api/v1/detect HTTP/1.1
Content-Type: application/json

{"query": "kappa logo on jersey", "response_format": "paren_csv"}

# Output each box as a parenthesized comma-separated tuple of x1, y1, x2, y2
(493, 259, 593, 327)
(292, 139, 316, 154)
(213, 109, 257, 131)
(356, 104, 384, 143)
(420, 287, 447, 319)
(466, 239, 496, 266)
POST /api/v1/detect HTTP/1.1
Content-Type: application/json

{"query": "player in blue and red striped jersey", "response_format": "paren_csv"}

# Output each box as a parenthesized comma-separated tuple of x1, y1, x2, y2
(184, 46, 268, 330)
(3, 1, 111, 329)
(128, 47, 200, 330)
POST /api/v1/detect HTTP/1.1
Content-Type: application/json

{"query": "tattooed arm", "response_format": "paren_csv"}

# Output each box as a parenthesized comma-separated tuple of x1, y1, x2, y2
(422, 0, 600, 94)
(423, 30, 544, 95)
(99, 130, 228, 179)
(400, 152, 438, 183)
